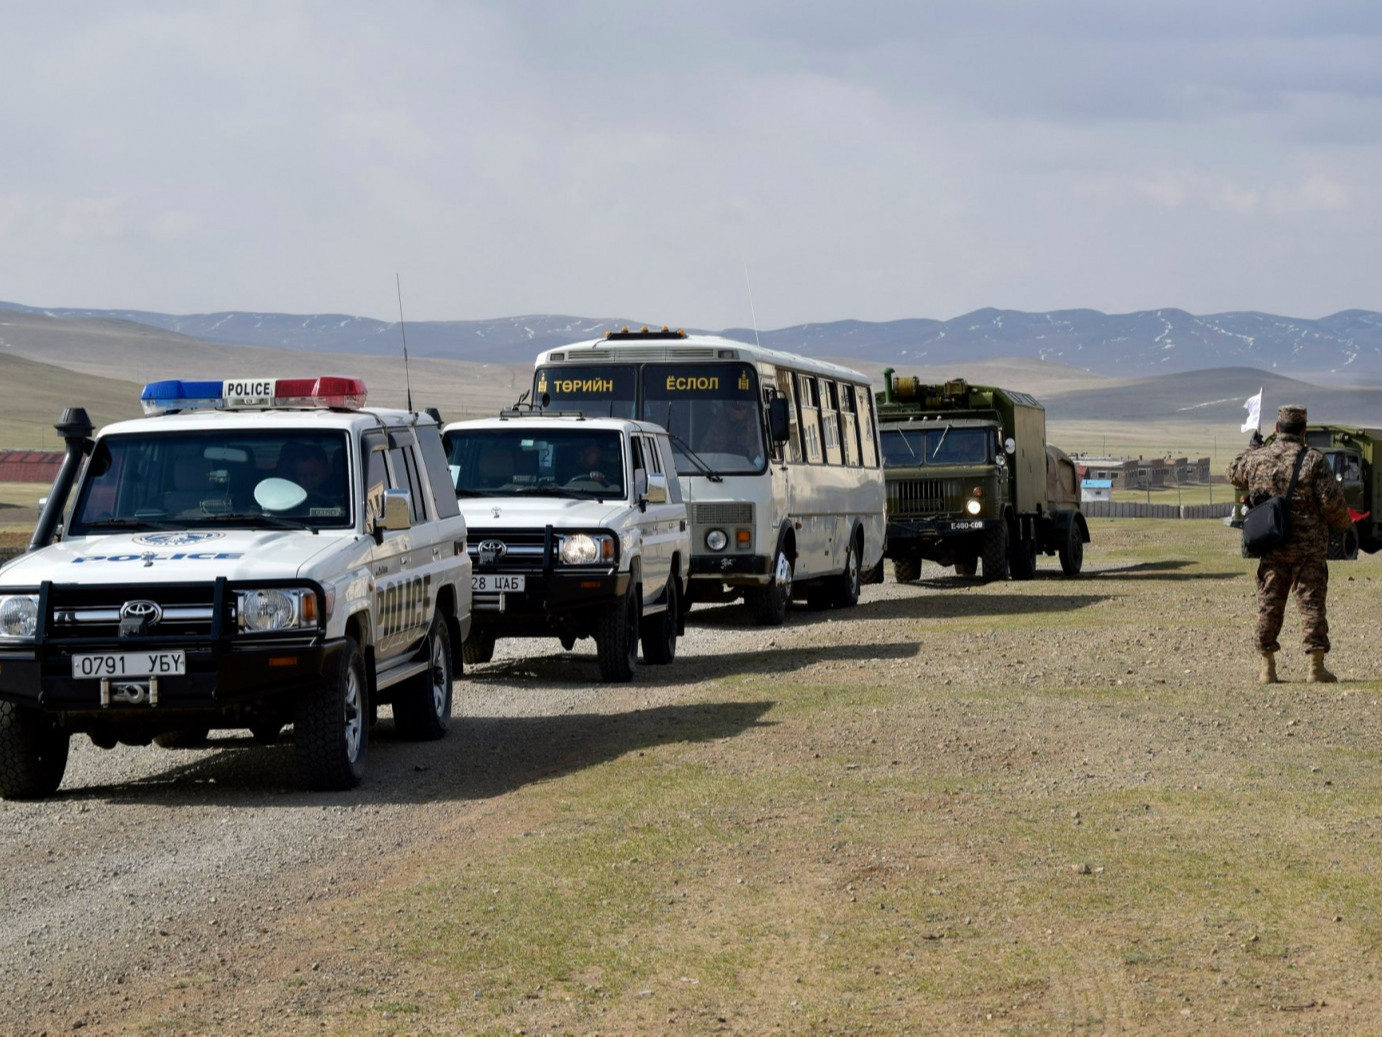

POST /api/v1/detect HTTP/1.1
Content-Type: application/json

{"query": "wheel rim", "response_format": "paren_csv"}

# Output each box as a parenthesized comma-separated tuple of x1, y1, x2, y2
(429, 636, 450, 718)
(846, 543, 859, 594)
(343, 663, 363, 762)
(776, 550, 793, 600)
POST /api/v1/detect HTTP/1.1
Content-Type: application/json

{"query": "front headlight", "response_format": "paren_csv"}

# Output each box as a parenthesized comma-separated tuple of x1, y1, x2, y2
(965, 498, 983, 516)
(559, 533, 614, 565)
(236, 588, 319, 633)
(0, 594, 39, 640)
(705, 529, 728, 551)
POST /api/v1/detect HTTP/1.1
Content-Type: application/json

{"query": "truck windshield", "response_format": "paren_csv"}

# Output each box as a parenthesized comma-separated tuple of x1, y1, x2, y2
(67, 430, 353, 534)
(880, 426, 991, 467)
(445, 428, 625, 499)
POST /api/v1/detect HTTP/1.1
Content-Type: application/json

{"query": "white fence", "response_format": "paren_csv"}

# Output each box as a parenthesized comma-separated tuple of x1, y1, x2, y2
(1080, 501, 1236, 520)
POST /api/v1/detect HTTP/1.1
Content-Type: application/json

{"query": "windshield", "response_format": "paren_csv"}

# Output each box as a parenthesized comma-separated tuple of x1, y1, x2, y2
(67, 430, 353, 534)
(445, 428, 626, 499)
(533, 365, 637, 418)
(641, 362, 765, 475)
(880, 426, 992, 467)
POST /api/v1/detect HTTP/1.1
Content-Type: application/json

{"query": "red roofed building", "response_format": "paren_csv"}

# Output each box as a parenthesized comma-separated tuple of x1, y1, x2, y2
(0, 450, 62, 483)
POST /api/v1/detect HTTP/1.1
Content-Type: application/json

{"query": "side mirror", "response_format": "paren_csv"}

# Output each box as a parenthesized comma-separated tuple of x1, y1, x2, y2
(768, 397, 791, 444)
(1004, 437, 1016, 455)
(644, 472, 668, 504)
(379, 488, 413, 532)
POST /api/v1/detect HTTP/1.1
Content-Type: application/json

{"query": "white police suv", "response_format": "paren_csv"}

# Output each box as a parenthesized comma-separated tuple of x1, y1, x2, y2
(0, 377, 471, 797)
(442, 412, 689, 682)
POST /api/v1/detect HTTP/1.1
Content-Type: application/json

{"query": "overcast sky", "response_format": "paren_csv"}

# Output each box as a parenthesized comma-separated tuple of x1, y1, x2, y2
(2, 1, 1379, 329)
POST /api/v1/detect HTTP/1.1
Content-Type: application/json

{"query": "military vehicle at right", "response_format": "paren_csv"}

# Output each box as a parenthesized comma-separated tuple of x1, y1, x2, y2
(1267, 424, 1382, 560)
(875, 372, 1089, 582)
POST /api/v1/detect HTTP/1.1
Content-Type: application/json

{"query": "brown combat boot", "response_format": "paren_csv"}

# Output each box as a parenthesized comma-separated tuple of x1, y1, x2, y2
(1258, 651, 1278, 684)
(1307, 651, 1337, 684)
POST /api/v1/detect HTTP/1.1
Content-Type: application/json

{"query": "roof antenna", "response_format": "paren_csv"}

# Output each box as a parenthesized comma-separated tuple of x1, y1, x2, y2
(743, 261, 763, 350)
(395, 272, 414, 411)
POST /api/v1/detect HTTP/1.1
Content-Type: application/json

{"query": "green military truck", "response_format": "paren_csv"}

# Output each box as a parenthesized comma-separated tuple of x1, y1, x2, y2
(1273, 425, 1382, 560)
(875, 372, 1089, 582)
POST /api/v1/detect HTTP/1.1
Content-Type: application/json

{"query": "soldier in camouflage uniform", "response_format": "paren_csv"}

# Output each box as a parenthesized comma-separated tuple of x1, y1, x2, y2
(1228, 404, 1353, 683)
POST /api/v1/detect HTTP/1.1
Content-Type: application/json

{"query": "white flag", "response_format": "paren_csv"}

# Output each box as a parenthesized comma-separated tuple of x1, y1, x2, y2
(1240, 389, 1263, 434)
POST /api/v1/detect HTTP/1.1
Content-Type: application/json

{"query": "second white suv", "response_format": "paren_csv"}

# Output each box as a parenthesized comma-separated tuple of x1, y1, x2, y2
(442, 413, 689, 682)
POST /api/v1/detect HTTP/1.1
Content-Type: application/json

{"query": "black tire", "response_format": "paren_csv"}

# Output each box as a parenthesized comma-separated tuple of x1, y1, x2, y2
(462, 630, 496, 665)
(1009, 531, 1036, 581)
(294, 637, 367, 791)
(892, 556, 921, 583)
(641, 577, 679, 665)
(746, 542, 793, 626)
(1058, 523, 1085, 576)
(597, 584, 640, 682)
(830, 534, 863, 608)
(249, 721, 283, 745)
(954, 554, 978, 577)
(0, 702, 69, 800)
(1328, 528, 1359, 561)
(393, 613, 454, 741)
(981, 523, 1009, 582)
(153, 725, 211, 749)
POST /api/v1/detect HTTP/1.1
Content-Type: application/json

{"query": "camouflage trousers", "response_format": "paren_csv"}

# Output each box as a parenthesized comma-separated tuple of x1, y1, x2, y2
(1254, 549, 1330, 654)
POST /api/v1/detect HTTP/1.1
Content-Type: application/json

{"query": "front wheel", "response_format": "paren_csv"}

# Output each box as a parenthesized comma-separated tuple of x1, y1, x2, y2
(1328, 528, 1359, 561)
(295, 637, 367, 790)
(1009, 532, 1036, 580)
(0, 702, 70, 800)
(393, 613, 454, 741)
(981, 523, 1009, 582)
(830, 535, 862, 608)
(746, 544, 793, 626)
(462, 630, 496, 665)
(893, 555, 921, 583)
(1058, 523, 1085, 575)
(597, 584, 640, 682)
(641, 577, 679, 665)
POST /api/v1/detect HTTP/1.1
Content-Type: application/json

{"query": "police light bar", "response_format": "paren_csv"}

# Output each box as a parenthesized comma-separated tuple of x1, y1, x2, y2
(140, 376, 368, 415)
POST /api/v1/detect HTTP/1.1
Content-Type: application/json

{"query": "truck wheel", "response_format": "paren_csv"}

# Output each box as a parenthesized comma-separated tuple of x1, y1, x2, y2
(1009, 533, 1036, 580)
(954, 554, 978, 577)
(1328, 528, 1359, 561)
(294, 637, 367, 790)
(892, 556, 921, 583)
(981, 523, 1009, 581)
(641, 578, 679, 665)
(462, 630, 496, 665)
(597, 584, 640, 682)
(0, 702, 70, 800)
(746, 543, 793, 626)
(1058, 523, 1085, 575)
(393, 613, 453, 741)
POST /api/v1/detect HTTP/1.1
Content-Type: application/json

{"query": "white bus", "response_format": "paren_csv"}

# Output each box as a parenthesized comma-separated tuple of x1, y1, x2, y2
(531, 328, 886, 625)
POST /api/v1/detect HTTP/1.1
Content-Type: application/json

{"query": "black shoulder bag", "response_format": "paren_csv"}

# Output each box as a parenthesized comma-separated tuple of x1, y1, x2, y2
(1241, 446, 1308, 558)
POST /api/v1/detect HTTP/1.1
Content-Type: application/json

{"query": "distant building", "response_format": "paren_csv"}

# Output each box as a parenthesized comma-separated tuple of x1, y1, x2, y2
(1081, 478, 1113, 503)
(0, 450, 61, 483)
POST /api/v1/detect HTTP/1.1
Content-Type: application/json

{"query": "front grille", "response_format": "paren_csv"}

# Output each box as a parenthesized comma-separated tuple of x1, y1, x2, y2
(692, 502, 753, 526)
(46, 583, 225, 640)
(887, 478, 955, 515)
(468, 529, 550, 570)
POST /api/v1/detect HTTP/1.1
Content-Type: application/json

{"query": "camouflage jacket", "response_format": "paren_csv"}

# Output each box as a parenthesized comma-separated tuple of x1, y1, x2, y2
(1227, 433, 1351, 553)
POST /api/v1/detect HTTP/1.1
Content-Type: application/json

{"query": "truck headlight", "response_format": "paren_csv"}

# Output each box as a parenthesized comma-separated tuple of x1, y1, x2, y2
(559, 533, 614, 565)
(705, 529, 728, 551)
(965, 498, 983, 516)
(0, 594, 39, 640)
(236, 588, 319, 633)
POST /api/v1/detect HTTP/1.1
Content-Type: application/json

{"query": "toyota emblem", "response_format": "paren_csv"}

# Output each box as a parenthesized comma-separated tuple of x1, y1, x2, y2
(119, 600, 163, 626)
(477, 540, 507, 565)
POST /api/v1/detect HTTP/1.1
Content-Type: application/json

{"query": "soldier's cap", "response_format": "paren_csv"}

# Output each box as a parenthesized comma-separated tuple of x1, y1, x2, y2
(1277, 404, 1307, 428)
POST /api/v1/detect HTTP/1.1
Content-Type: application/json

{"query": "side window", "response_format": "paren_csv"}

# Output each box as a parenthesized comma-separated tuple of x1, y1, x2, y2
(798, 373, 822, 464)
(387, 431, 425, 523)
(362, 432, 389, 525)
(822, 379, 843, 466)
(656, 437, 683, 503)
(858, 386, 880, 468)
(840, 384, 861, 467)
(416, 428, 460, 519)
(776, 367, 802, 463)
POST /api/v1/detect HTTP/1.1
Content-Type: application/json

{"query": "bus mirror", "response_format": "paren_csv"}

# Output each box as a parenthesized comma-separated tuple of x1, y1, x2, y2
(768, 398, 791, 444)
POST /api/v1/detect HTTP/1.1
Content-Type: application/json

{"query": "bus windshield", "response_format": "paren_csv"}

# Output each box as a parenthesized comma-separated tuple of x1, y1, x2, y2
(641, 362, 765, 475)
(445, 428, 626, 499)
(880, 426, 992, 467)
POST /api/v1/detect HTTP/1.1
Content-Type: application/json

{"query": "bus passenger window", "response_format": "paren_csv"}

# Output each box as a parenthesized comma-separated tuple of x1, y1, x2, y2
(799, 373, 823, 464)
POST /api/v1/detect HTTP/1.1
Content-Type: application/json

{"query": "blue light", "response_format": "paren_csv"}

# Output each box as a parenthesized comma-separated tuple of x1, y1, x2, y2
(139, 379, 230, 415)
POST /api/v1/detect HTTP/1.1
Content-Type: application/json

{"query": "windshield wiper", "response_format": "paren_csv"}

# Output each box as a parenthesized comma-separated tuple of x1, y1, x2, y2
(931, 425, 950, 460)
(76, 517, 180, 532)
(203, 511, 315, 531)
(665, 431, 723, 482)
